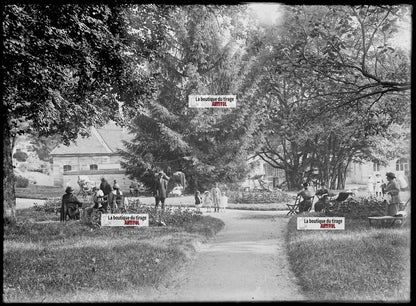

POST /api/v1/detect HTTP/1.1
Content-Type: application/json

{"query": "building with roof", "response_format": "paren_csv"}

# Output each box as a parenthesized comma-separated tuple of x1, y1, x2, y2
(50, 122, 133, 190)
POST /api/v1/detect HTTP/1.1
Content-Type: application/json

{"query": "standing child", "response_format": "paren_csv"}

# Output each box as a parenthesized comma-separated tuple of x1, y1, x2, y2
(202, 190, 212, 213)
(194, 190, 202, 213)
(367, 175, 375, 196)
(374, 173, 384, 197)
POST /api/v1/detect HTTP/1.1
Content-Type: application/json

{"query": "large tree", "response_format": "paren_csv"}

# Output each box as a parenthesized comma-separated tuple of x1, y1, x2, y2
(246, 5, 411, 189)
(2, 4, 167, 223)
(120, 5, 260, 192)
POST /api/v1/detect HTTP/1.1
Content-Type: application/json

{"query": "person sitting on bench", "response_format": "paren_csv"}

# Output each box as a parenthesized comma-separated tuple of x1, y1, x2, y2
(297, 182, 315, 213)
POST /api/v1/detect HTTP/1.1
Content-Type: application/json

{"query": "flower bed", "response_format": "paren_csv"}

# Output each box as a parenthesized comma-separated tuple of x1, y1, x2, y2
(326, 196, 388, 218)
(227, 190, 294, 204)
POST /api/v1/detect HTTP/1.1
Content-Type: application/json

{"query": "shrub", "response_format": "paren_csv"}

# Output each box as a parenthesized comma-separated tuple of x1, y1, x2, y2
(15, 175, 29, 188)
(124, 199, 203, 227)
(227, 189, 294, 204)
(33, 197, 61, 214)
(13, 150, 28, 162)
(325, 196, 388, 218)
(81, 198, 204, 228)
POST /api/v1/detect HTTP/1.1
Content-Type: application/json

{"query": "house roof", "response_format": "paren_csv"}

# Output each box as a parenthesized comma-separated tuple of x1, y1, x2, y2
(50, 122, 133, 155)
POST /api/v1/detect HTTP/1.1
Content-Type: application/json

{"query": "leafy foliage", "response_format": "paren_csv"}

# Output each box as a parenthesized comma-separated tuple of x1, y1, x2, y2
(244, 5, 411, 189)
(3, 4, 167, 223)
(120, 5, 257, 191)
(12, 150, 28, 162)
(15, 176, 29, 188)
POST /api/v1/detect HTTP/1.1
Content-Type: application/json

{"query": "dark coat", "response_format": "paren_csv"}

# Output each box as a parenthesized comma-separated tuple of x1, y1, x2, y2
(154, 174, 169, 198)
(60, 193, 82, 221)
(100, 180, 112, 196)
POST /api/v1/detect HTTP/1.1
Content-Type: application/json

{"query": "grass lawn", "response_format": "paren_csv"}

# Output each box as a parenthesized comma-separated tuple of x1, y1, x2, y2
(3, 206, 224, 302)
(286, 213, 410, 302)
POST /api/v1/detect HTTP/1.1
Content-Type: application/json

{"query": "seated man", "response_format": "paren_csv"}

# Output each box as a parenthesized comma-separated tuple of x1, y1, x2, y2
(297, 182, 315, 213)
(60, 186, 83, 221)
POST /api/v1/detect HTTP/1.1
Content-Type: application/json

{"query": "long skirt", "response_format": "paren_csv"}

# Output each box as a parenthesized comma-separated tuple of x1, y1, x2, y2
(386, 203, 399, 216)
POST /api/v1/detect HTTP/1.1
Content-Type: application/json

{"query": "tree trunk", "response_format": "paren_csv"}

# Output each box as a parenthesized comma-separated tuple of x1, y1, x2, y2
(285, 168, 302, 191)
(3, 129, 17, 224)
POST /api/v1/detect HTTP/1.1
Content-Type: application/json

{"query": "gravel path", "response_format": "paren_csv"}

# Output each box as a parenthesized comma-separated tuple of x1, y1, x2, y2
(142, 209, 305, 302)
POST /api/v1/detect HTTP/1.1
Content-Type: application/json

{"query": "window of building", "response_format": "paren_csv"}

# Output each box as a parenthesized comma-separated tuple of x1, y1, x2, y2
(63, 165, 72, 172)
(396, 158, 409, 172)
(90, 164, 98, 171)
(373, 162, 380, 172)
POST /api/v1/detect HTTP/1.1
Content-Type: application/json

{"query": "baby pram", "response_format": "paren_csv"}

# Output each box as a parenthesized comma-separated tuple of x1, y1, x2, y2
(314, 189, 354, 213)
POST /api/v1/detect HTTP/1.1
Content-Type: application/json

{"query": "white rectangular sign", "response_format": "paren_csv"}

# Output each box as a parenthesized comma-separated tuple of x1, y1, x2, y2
(297, 217, 345, 230)
(101, 214, 149, 227)
(188, 95, 236, 108)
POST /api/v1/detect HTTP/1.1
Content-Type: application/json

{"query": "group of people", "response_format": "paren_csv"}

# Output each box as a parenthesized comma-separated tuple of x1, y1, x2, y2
(367, 173, 385, 197)
(295, 171, 403, 216)
(194, 184, 226, 213)
(60, 177, 124, 222)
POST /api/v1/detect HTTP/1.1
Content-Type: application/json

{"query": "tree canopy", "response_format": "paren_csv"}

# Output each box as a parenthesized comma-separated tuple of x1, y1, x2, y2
(2, 4, 169, 223)
(3, 4, 411, 224)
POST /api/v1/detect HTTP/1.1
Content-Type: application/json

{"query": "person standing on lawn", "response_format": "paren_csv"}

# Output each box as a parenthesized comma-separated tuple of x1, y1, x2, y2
(374, 172, 384, 197)
(154, 170, 170, 211)
(194, 190, 202, 212)
(111, 183, 123, 212)
(382, 172, 401, 216)
(367, 175, 375, 196)
(99, 177, 113, 212)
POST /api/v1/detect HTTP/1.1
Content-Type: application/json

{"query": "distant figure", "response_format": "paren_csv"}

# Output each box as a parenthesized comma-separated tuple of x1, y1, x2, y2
(297, 182, 315, 213)
(113, 180, 118, 190)
(111, 183, 123, 212)
(211, 184, 222, 213)
(219, 194, 228, 212)
(374, 173, 384, 197)
(154, 170, 170, 211)
(99, 177, 112, 212)
(194, 190, 202, 212)
(382, 172, 400, 216)
(60, 186, 83, 221)
(367, 175, 375, 196)
(202, 190, 212, 212)
(92, 186, 105, 209)
(130, 180, 139, 197)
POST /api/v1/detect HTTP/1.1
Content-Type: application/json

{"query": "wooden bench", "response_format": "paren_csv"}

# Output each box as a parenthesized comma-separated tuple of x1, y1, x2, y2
(368, 216, 405, 227)
(368, 199, 410, 228)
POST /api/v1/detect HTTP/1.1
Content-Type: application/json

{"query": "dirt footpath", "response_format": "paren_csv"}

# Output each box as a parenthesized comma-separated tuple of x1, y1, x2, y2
(145, 210, 305, 302)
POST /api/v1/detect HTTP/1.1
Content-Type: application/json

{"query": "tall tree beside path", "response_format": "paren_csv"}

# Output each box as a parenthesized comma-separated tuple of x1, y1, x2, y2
(2, 4, 168, 224)
(120, 5, 259, 191)
(247, 5, 411, 189)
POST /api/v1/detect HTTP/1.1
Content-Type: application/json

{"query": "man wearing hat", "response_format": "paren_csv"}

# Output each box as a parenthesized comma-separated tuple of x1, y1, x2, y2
(60, 186, 83, 221)
(382, 172, 401, 216)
